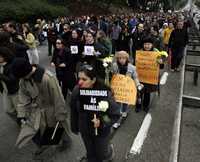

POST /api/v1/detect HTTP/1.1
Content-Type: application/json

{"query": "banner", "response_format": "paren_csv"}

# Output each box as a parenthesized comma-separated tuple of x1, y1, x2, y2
(136, 51, 160, 85)
(111, 74, 137, 105)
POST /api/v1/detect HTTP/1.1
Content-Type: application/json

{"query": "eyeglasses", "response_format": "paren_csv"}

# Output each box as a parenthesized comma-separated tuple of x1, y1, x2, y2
(56, 42, 62, 44)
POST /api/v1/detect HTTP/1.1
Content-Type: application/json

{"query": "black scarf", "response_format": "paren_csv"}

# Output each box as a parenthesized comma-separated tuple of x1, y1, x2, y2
(117, 61, 128, 75)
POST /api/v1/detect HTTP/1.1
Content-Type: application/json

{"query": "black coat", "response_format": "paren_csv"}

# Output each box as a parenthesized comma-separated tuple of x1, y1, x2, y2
(68, 38, 83, 68)
(81, 42, 110, 79)
(51, 47, 76, 89)
(0, 60, 19, 95)
(168, 28, 188, 49)
(70, 85, 120, 137)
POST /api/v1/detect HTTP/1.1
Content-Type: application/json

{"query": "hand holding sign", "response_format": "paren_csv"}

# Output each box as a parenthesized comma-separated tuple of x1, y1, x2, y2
(91, 114, 100, 136)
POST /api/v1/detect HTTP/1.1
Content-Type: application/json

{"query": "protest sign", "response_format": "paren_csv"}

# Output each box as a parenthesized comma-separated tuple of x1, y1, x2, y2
(136, 51, 160, 85)
(79, 89, 109, 112)
(111, 74, 137, 105)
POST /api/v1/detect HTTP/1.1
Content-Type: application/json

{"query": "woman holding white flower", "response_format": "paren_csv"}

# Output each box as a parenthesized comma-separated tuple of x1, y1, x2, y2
(70, 64, 120, 162)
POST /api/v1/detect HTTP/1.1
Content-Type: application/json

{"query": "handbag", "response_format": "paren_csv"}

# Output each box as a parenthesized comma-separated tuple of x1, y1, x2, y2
(32, 121, 64, 146)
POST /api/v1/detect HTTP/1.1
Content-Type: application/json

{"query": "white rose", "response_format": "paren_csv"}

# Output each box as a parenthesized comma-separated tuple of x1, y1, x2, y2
(98, 101, 109, 112)
(103, 62, 108, 67)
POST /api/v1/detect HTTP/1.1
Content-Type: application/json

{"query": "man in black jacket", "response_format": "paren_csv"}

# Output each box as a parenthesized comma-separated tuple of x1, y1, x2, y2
(131, 23, 145, 64)
(168, 21, 188, 71)
(0, 47, 19, 122)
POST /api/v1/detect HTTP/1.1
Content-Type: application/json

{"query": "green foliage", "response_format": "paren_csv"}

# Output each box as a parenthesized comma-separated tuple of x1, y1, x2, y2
(0, 0, 68, 23)
(174, 0, 188, 9)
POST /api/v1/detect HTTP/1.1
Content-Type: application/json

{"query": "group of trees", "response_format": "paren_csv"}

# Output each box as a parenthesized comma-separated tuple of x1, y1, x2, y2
(0, 0, 68, 23)
(0, 0, 188, 23)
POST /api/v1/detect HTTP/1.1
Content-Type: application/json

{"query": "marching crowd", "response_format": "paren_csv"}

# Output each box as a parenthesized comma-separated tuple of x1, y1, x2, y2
(0, 10, 189, 162)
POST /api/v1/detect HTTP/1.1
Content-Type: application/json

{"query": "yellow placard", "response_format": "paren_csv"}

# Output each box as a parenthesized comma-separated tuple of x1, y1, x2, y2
(111, 74, 137, 106)
(136, 51, 160, 85)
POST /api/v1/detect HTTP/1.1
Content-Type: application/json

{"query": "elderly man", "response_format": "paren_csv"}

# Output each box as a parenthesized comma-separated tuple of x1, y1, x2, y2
(168, 21, 188, 71)
(131, 23, 145, 64)
(12, 58, 71, 155)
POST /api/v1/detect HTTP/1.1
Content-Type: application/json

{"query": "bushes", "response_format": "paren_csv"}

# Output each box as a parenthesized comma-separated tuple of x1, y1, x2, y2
(0, 0, 68, 23)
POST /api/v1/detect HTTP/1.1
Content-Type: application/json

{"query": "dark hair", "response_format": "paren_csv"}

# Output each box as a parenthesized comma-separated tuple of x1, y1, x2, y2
(0, 32, 11, 46)
(78, 64, 110, 90)
(7, 21, 16, 30)
(0, 46, 15, 62)
(56, 37, 67, 46)
(23, 24, 32, 35)
(79, 64, 96, 80)
(87, 29, 96, 38)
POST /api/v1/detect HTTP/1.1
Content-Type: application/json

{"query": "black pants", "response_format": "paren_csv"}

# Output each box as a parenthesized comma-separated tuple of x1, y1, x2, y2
(56, 69, 76, 99)
(171, 47, 185, 70)
(48, 41, 55, 56)
(136, 91, 150, 112)
(81, 134, 112, 162)
(112, 39, 117, 54)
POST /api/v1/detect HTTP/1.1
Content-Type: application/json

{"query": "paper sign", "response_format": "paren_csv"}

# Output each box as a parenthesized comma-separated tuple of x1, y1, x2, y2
(79, 89, 108, 112)
(111, 74, 137, 105)
(136, 50, 160, 85)
(70, 46, 78, 54)
(83, 46, 95, 56)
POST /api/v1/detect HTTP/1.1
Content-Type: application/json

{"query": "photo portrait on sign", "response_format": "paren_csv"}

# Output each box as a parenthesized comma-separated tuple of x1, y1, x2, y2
(70, 45, 79, 54)
(83, 46, 95, 56)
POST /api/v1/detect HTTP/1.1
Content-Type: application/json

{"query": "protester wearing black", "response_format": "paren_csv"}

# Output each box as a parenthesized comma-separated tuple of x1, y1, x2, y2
(82, 31, 110, 80)
(47, 24, 58, 56)
(0, 32, 29, 61)
(68, 29, 83, 72)
(0, 47, 19, 121)
(116, 26, 131, 52)
(135, 37, 167, 113)
(131, 23, 145, 64)
(168, 21, 188, 71)
(51, 38, 76, 99)
(70, 64, 120, 162)
(61, 24, 72, 45)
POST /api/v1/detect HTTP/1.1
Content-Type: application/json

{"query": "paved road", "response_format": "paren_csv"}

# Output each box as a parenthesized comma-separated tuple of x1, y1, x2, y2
(0, 32, 199, 162)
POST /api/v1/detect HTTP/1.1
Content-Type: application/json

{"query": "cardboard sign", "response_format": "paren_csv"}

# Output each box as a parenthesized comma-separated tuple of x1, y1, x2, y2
(79, 89, 109, 112)
(70, 46, 78, 54)
(111, 74, 137, 105)
(136, 51, 160, 85)
(83, 46, 95, 56)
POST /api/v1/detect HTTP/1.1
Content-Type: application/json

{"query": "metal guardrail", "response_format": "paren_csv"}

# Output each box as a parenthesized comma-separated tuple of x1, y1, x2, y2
(169, 25, 200, 162)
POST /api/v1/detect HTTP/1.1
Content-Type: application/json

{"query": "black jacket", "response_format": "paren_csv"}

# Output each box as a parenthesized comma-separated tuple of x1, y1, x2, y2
(70, 85, 120, 137)
(168, 28, 188, 48)
(68, 38, 83, 67)
(0, 60, 19, 95)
